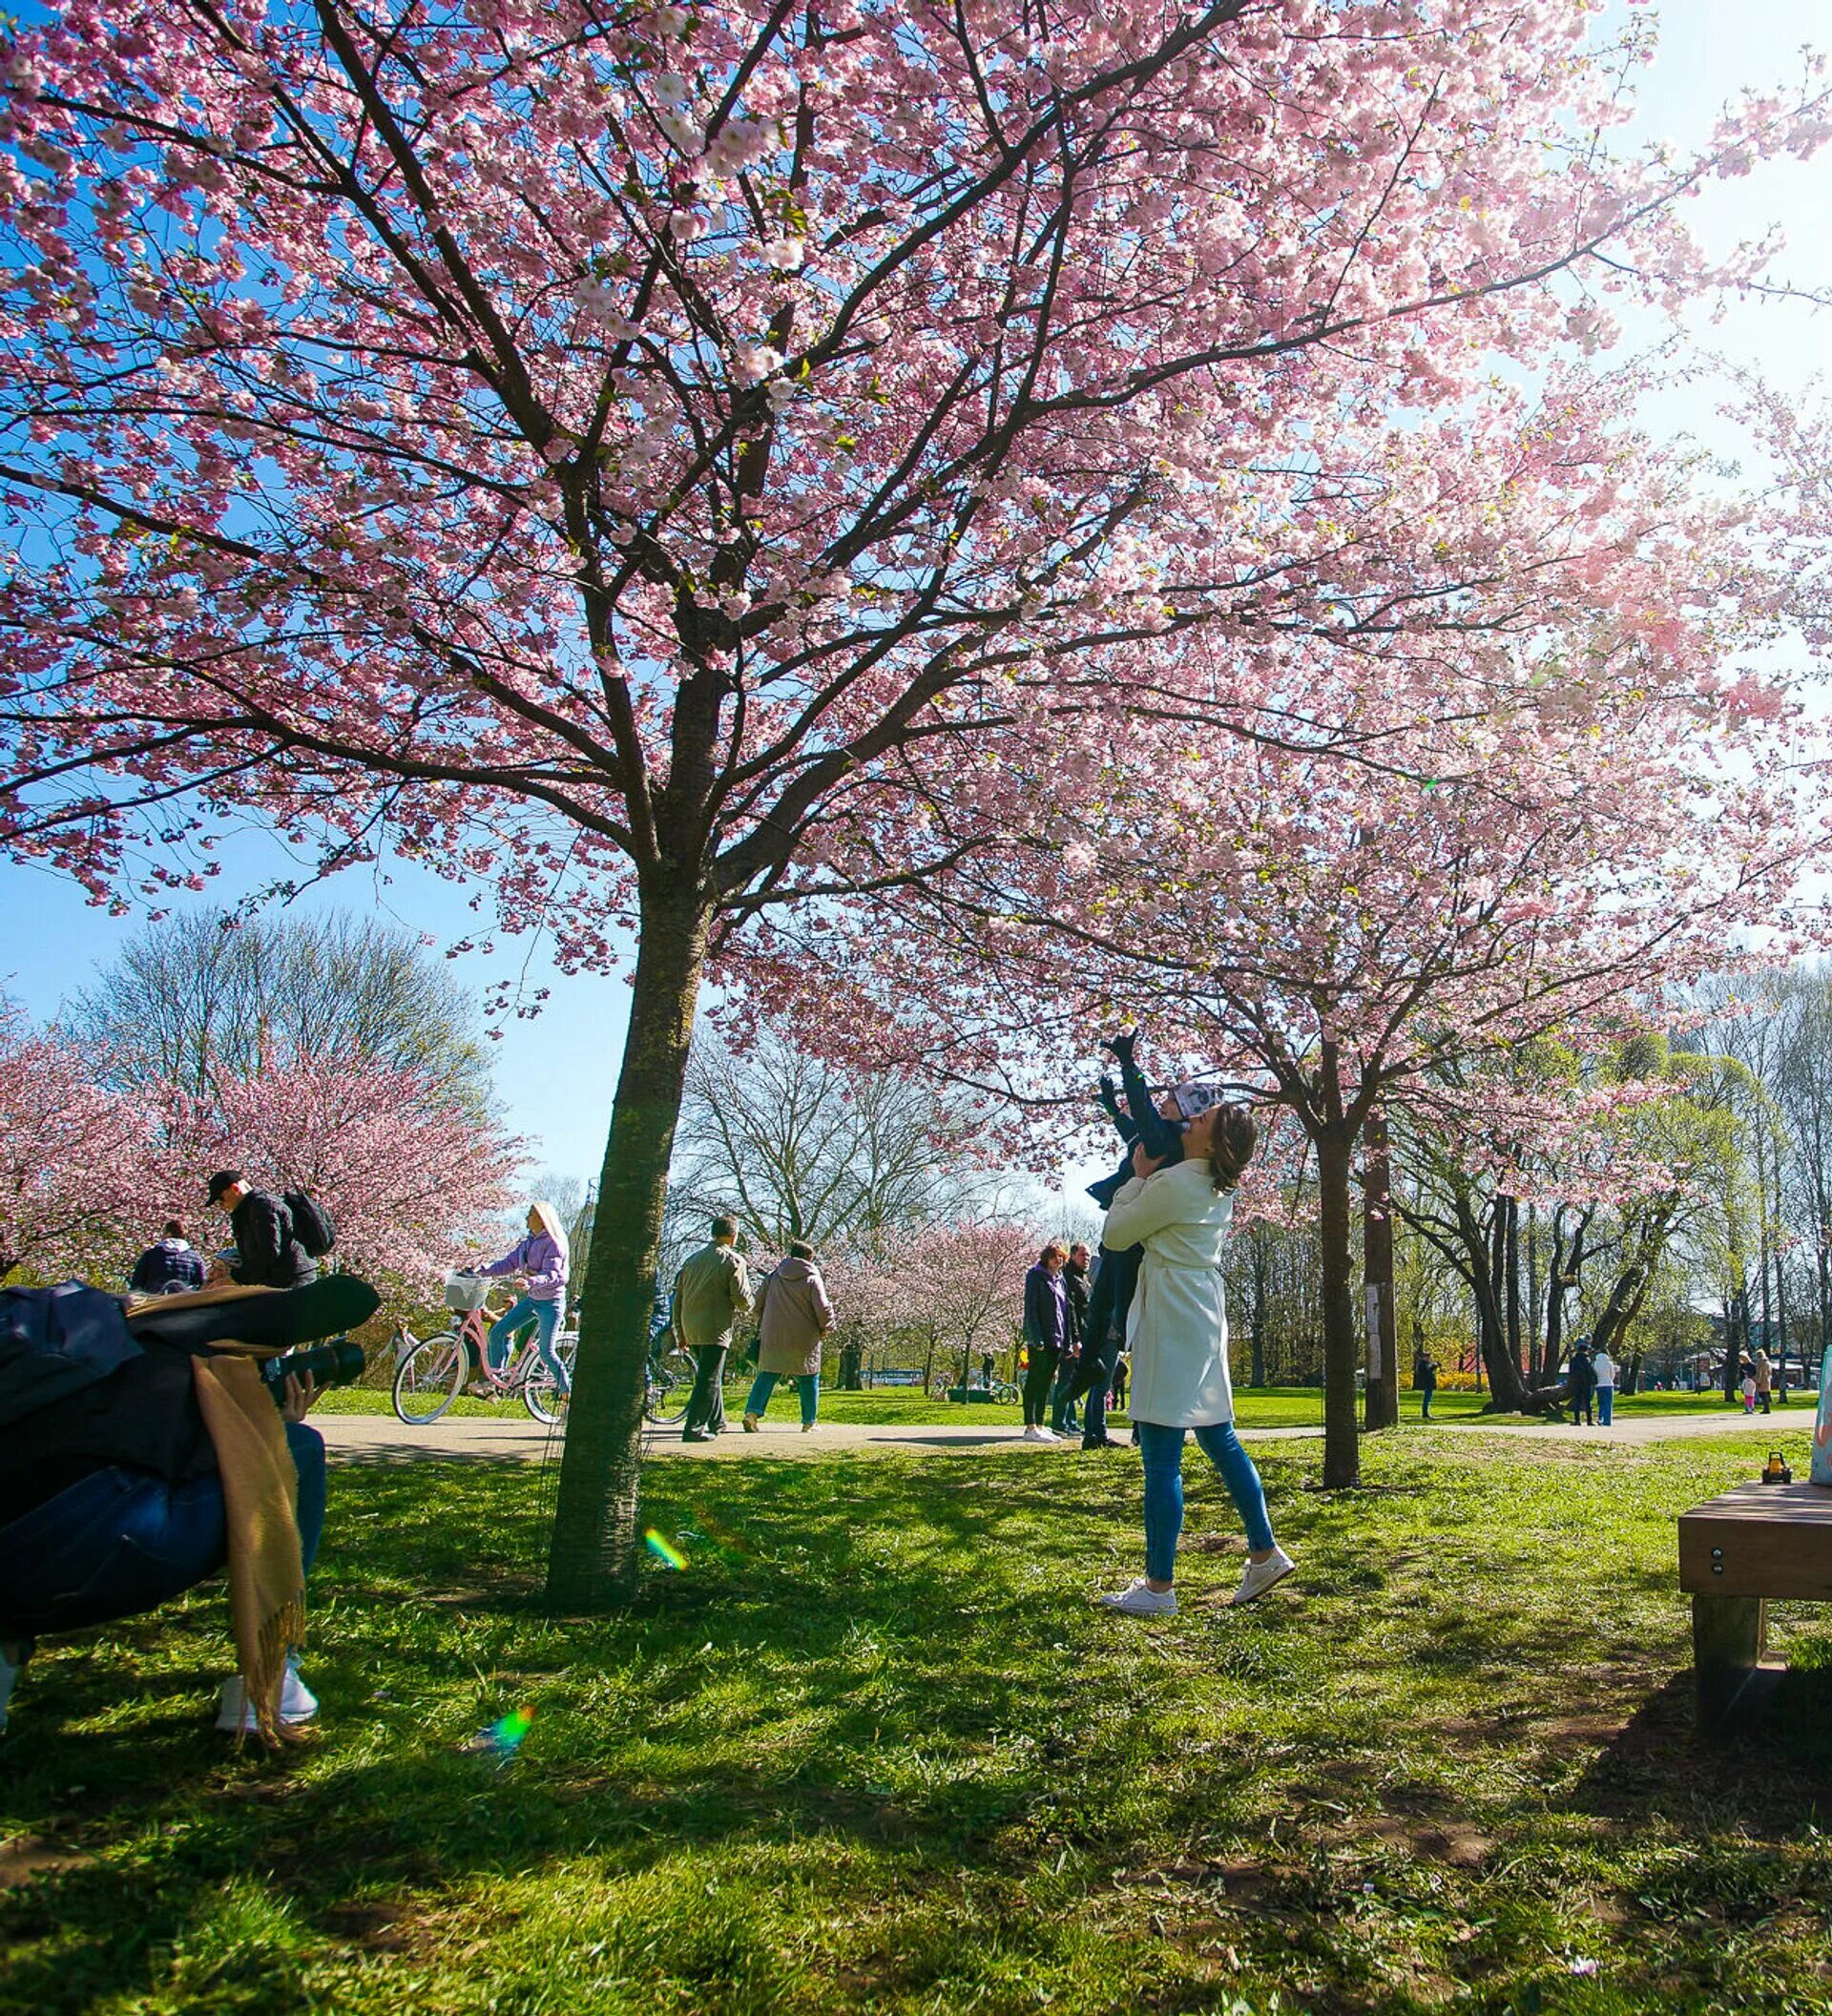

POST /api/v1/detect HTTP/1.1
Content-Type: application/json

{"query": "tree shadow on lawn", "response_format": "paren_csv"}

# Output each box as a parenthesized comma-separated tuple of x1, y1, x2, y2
(2, 1453, 1193, 2001)
(15, 1441, 1809, 2012)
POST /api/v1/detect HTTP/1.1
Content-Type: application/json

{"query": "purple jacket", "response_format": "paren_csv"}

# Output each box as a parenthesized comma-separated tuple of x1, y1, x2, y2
(481, 1232, 567, 1302)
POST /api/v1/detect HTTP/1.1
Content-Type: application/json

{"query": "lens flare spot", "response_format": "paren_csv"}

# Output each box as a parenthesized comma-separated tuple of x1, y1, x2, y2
(644, 1528, 688, 1571)
(462, 1702, 535, 1762)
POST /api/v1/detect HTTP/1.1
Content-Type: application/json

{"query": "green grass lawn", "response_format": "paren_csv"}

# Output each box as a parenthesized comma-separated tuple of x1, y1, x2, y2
(7, 1426, 1830, 2014)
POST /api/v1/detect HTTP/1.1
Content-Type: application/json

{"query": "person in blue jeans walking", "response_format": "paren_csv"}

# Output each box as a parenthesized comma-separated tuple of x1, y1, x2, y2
(1095, 1102, 1295, 1616)
(478, 1200, 571, 1394)
(742, 1242, 835, 1433)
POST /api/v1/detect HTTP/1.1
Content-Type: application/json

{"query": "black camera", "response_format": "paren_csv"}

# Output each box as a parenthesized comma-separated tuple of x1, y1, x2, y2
(260, 1335, 367, 1400)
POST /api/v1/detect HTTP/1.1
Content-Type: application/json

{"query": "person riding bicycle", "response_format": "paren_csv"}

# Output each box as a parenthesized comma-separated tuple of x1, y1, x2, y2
(473, 1202, 571, 1397)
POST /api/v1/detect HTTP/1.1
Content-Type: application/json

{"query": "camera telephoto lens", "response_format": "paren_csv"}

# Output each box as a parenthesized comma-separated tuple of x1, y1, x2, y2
(260, 1336, 367, 1398)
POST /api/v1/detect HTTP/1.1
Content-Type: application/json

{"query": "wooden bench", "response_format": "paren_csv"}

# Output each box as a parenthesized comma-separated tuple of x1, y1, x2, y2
(1677, 1481, 1832, 1730)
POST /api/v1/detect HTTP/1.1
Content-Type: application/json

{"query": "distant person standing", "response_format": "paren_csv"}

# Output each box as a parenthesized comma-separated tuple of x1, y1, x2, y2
(674, 1216, 754, 1444)
(1755, 1348, 1774, 1415)
(1050, 1243, 1091, 1437)
(742, 1241, 835, 1434)
(1413, 1349, 1439, 1422)
(1591, 1342, 1616, 1426)
(1568, 1342, 1596, 1426)
(1021, 1241, 1069, 1443)
(203, 1171, 318, 1290)
(128, 1220, 206, 1298)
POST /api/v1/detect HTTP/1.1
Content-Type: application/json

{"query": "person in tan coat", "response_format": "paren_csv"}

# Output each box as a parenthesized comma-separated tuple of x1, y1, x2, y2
(673, 1216, 754, 1443)
(741, 1241, 836, 1433)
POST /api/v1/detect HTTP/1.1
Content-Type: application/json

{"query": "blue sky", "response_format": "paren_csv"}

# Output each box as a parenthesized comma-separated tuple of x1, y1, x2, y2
(2, 0, 1828, 1195)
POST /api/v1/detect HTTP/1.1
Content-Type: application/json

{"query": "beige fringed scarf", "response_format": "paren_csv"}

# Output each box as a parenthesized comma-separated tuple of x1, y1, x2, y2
(189, 1346, 307, 1749)
(124, 1284, 308, 1746)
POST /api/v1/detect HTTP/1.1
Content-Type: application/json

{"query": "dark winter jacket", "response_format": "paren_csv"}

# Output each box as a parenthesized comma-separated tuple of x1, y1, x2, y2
(228, 1189, 316, 1290)
(129, 1237, 206, 1298)
(1022, 1264, 1068, 1356)
(1063, 1258, 1091, 1350)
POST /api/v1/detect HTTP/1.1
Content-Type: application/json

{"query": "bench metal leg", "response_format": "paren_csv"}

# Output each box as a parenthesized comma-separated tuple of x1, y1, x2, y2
(1693, 1593, 1767, 1732)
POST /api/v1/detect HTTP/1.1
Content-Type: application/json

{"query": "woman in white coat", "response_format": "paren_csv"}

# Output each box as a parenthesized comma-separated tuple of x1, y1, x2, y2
(1097, 1101, 1295, 1616)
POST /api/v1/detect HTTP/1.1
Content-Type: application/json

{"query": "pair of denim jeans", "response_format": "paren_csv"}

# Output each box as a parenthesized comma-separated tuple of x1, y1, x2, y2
(745, 1371, 818, 1426)
(486, 1295, 569, 1391)
(1135, 1420, 1274, 1583)
(0, 1423, 325, 1638)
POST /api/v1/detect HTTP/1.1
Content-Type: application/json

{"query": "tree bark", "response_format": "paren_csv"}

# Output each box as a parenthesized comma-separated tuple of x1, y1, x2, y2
(1316, 1119, 1362, 1488)
(1504, 1196, 1522, 1376)
(1362, 1107, 1398, 1431)
(545, 884, 710, 1611)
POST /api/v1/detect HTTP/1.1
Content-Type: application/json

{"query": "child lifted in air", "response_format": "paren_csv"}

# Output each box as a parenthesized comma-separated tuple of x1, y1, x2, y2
(1065, 1029, 1220, 1450)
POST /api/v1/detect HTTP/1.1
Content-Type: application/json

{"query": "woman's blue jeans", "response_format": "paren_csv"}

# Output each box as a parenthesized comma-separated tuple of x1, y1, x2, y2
(0, 1423, 326, 1639)
(1136, 1420, 1274, 1583)
(746, 1371, 818, 1425)
(488, 1296, 568, 1391)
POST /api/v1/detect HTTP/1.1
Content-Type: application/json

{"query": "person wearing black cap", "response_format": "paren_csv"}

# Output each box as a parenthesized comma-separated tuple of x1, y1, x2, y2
(204, 1170, 317, 1291)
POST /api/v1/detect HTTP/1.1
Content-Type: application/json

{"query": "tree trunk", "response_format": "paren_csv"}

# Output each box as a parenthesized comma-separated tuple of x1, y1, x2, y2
(1526, 1202, 1542, 1382)
(1362, 1107, 1398, 1430)
(1315, 1120, 1361, 1489)
(1249, 1241, 1268, 1388)
(545, 886, 711, 1611)
(1454, 1192, 1527, 1409)
(1504, 1196, 1522, 1376)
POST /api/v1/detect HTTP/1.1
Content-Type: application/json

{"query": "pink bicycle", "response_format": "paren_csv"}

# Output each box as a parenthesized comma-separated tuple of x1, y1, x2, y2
(389, 1271, 572, 1426)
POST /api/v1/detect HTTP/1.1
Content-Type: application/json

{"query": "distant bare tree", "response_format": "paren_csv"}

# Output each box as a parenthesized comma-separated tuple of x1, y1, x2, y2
(63, 910, 491, 1112)
(670, 1026, 995, 1254)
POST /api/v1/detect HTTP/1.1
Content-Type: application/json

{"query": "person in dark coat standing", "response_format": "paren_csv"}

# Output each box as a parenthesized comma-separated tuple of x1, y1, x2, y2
(1413, 1350, 1438, 1422)
(204, 1172, 317, 1291)
(129, 1220, 206, 1298)
(1568, 1341, 1596, 1426)
(1049, 1242, 1092, 1436)
(1021, 1242, 1069, 1443)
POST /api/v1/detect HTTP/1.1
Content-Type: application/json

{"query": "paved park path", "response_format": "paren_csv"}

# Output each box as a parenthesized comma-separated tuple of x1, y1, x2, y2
(321, 1403, 1808, 1465)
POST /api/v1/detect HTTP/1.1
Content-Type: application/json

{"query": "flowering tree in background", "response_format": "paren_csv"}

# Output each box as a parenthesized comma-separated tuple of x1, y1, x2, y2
(150, 1050, 522, 1299)
(1, 0, 1824, 1600)
(0, 998, 148, 1282)
(861, 1219, 1036, 1397)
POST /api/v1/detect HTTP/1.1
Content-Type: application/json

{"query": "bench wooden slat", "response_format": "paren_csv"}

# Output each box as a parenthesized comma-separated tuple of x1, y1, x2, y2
(1678, 1482, 1832, 1601)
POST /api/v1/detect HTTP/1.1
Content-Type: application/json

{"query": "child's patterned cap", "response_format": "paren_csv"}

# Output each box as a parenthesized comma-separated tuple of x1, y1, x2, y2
(1170, 1081, 1221, 1121)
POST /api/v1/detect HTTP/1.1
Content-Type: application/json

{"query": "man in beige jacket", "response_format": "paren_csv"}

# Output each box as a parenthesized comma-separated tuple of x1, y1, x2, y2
(673, 1215, 754, 1443)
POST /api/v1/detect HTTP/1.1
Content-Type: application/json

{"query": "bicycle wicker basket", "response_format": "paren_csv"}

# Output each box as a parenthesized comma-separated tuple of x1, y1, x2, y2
(444, 1271, 492, 1312)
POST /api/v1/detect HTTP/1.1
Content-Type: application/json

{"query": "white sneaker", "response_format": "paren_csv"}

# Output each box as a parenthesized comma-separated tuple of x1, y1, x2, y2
(801, 1421, 822, 1433)
(215, 1655, 319, 1733)
(1227, 1546, 1296, 1608)
(1098, 1577, 1177, 1616)
(1021, 1424, 1053, 1443)
(741, 1412, 761, 1433)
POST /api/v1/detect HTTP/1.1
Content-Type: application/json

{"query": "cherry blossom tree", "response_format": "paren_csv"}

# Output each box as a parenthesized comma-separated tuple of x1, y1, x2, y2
(803, 565, 1825, 1485)
(0, 997, 149, 1282)
(1, 0, 1823, 1599)
(148, 1049, 522, 1299)
(856, 1218, 1035, 1395)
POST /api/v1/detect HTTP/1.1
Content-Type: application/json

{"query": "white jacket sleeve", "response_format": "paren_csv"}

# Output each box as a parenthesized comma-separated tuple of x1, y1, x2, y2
(1102, 1166, 1203, 1252)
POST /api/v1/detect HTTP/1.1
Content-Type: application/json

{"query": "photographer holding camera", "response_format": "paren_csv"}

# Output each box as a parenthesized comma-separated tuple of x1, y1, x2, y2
(0, 1274, 377, 1743)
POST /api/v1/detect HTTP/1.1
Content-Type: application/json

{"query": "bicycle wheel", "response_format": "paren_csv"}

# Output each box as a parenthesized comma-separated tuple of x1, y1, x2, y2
(522, 1347, 571, 1426)
(644, 1343, 696, 1425)
(392, 1331, 466, 1424)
